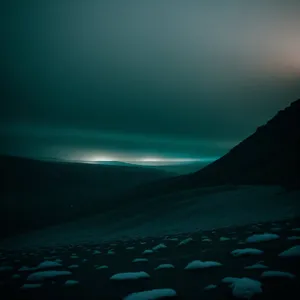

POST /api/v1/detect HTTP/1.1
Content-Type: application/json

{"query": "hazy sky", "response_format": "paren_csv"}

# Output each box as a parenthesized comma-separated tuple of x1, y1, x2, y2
(1, 0, 300, 164)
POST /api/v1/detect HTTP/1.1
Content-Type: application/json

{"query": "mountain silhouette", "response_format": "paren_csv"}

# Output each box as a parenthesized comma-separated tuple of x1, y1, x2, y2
(126, 99, 300, 200)
(184, 98, 300, 187)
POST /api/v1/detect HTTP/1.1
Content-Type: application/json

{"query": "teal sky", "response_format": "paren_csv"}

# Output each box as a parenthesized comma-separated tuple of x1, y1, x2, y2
(1, 1, 300, 164)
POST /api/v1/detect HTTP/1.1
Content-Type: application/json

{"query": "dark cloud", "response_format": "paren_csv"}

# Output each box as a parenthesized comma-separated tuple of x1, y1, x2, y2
(2, 0, 300, 162)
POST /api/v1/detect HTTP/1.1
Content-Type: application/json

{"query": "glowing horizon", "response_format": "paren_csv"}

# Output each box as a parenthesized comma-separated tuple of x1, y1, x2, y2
(83, 154, 218, 166)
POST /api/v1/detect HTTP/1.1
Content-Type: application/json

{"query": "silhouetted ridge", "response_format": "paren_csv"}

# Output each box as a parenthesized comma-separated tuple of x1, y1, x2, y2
(188, 99, 300, 187)
(124, 99, 300, 200)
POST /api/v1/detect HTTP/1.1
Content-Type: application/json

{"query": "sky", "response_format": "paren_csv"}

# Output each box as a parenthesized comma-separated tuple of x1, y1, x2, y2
(1, 0, 300, 165)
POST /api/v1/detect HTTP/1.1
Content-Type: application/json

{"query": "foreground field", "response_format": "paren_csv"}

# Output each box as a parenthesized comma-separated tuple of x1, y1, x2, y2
(1, 218, 300, 299)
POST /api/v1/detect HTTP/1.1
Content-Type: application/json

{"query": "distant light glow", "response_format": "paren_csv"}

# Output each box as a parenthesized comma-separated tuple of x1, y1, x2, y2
(140, 157, 204, 163)
(88, 156, 116, 162)
(140, 157, 165, 162)
(83, 154, 217, 166)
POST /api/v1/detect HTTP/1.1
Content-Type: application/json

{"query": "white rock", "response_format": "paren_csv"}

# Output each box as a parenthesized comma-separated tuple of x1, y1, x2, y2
(110, 271, 150, 281)
(37, 261, 63, 269)
(220, 237, 230, 241)
(261, 271, 295, 279)
(279, 246, 300, 257)
(244, 263, 268, 270)
(231, 277, 262, 299)
(155, 264, 175, 270)
(204, 284, 217, 290)
(185, 260, 222, 270)
(68, 264, 79, 269)
(96, 265, 108, 269)
(245, 233, 279, 243)
(202, 238, 212, 242)
(143, 250, 154, 255)
(18, 260, 62, 272)
(133, 258, 148, 263)
(123, 288, 177, 300)
(152, 243, 167, 251)
(64, 280, 79, 286)
(222, 277, 239, 284)
(231, 248, 263, 256)
(27, 270, 72, 281)
(178, 238, 193, 246)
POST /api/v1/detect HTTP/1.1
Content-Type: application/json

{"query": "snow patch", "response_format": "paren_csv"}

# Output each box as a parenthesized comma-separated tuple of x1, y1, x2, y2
(178, 237, 193, 246)
(18, 260, 62, 272)
(202, 238, 212, 242)
(95, 265, 109, 270)
(204, 284, 217, 290)
(261, 271, 295, 279)
(245, 263, 268, 270)
(152, 243, 167, 251)
(143, 250, 154, 255)
(110, 271, 150, 280)
(279, 245, 300, 257)
(68, 264, 79, 269)
(124, 288, 177, 300)
(230, 278, 262, 299)
(231, 248, 263, 256)
(64, 280, 79, 286)
(185, 260, 222, 270)
(245, 233, 279, 243)
(37, 260, 62, 269)
(155, 264, 175, 270)
(133, 258, 148, 263)
(222, 277, 240, 284)
(27, 270, 72, 281)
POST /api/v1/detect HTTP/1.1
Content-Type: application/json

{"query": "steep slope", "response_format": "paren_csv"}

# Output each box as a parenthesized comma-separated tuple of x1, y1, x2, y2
(0, 155, 172, 237)
(178, 98, 300, 188)
(188, 98, 300, 187)
(123, 99, 300, 201)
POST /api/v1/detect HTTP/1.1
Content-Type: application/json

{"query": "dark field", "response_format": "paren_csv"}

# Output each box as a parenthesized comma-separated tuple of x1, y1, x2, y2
(1, 218, 300, 300)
